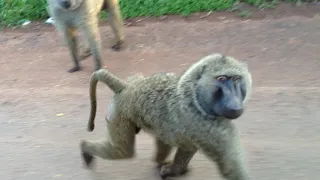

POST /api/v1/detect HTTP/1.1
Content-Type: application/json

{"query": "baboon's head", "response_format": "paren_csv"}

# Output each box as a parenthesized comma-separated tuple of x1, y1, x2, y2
(177, 53, 252, 120)
(56, 0, 83, 10)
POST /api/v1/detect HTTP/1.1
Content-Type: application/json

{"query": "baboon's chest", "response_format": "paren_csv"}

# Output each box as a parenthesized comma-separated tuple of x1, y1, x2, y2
(52, 9, 84, 26)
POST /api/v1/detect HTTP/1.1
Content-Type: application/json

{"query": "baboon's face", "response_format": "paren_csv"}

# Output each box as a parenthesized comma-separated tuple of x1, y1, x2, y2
(57, 0, 81, 9)
(212, 75, 246, 119)
(194, 57, 250, 120)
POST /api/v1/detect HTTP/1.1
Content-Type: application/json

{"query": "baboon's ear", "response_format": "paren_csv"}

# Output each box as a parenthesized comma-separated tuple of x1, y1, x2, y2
(196, 64, 207, 80)
(217, 55, 229, 65)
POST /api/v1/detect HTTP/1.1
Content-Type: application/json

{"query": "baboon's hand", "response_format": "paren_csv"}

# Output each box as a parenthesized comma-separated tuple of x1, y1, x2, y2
(68, 66, 81, 73)
(159, 162, 189, 179)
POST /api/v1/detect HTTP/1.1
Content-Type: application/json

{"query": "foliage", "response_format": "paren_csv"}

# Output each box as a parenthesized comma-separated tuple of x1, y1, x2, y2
(0, 0, 313, 27)
(0, 0, 48, 26)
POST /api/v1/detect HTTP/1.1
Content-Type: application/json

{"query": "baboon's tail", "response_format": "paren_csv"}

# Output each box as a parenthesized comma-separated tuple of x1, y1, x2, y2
(87, 69, 128, 132)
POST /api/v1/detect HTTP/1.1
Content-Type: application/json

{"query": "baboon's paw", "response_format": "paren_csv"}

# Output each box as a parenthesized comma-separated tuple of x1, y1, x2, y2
(111, 41, 125, 51)
(68, 66, 81, 73)
(80, 141, 95, 168)
(159, 163, 189, 179)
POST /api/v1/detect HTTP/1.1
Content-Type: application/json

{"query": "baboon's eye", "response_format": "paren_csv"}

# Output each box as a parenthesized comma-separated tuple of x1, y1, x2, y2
(231, 76, 241, 81)
(216, 75, 227, 81)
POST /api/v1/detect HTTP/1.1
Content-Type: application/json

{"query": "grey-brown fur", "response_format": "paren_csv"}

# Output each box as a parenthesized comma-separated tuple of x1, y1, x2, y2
(47, 0, 125, 73)
(80, 53, 252, 180)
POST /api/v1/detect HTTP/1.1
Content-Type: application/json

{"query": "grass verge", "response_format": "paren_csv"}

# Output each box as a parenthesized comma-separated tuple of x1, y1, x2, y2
(0, 0, 314, 27)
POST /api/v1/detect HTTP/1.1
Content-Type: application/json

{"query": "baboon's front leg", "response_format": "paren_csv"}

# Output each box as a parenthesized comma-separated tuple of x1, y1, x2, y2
(159, 147, 197, 179)
(63, 27, 81, 73)
(81, 19, 102, 71)
(202, 133, 251, 180)
(153, 138, 172, 167)
(80, 118, 136, 168)
(106, 0, 125, 51)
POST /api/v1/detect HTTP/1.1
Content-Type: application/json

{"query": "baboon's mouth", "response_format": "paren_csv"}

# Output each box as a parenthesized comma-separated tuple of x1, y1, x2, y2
(222, 101, 244, 120)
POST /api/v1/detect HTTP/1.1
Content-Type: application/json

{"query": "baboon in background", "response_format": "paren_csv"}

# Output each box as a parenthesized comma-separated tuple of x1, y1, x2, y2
(47, 0, 125, 73)
(80, 53, 253, 180)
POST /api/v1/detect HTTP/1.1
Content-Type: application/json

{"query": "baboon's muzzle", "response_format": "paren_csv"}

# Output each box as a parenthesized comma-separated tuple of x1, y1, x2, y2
(213, 80, 244, 120)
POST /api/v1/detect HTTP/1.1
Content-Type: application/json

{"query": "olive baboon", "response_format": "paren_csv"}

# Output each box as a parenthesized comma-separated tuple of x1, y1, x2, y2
(47, 0, 125, 73)
(80, 53, 253, 180)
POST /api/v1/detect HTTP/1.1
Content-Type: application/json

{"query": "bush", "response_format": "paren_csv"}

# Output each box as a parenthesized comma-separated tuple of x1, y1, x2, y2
(0, 0, 310, 27)
(0, 0, 48, 26)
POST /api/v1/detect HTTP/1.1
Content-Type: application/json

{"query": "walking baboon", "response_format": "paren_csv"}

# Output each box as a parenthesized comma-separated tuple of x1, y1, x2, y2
(47, 0, 125, 73)
(80, 53, 253, 180)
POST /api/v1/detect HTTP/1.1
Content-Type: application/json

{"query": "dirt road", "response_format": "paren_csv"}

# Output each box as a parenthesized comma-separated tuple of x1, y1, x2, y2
(1, 5, 320, 180)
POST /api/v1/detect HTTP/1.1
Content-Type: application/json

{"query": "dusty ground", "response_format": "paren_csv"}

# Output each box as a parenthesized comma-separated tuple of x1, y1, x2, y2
(1, 3, 320, 180)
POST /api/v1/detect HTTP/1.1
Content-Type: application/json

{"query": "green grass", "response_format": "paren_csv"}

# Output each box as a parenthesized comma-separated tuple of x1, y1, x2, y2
(0, 0, 313, 27)
(0, 0, 48, 27)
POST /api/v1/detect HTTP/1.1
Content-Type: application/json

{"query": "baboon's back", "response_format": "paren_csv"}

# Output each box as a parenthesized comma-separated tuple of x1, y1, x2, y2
(118, 73, 179, 129)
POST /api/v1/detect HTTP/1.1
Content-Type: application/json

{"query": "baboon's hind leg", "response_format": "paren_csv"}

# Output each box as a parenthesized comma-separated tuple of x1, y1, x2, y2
(80, 118, 136, 168)
(63, 27, 82, 73)
(79, 48, 92, 60)
(159, 147, 197, 179)
(81, 18, 102, 71)
(78, 36, 92, 61)
(106, 0, 125, 51)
